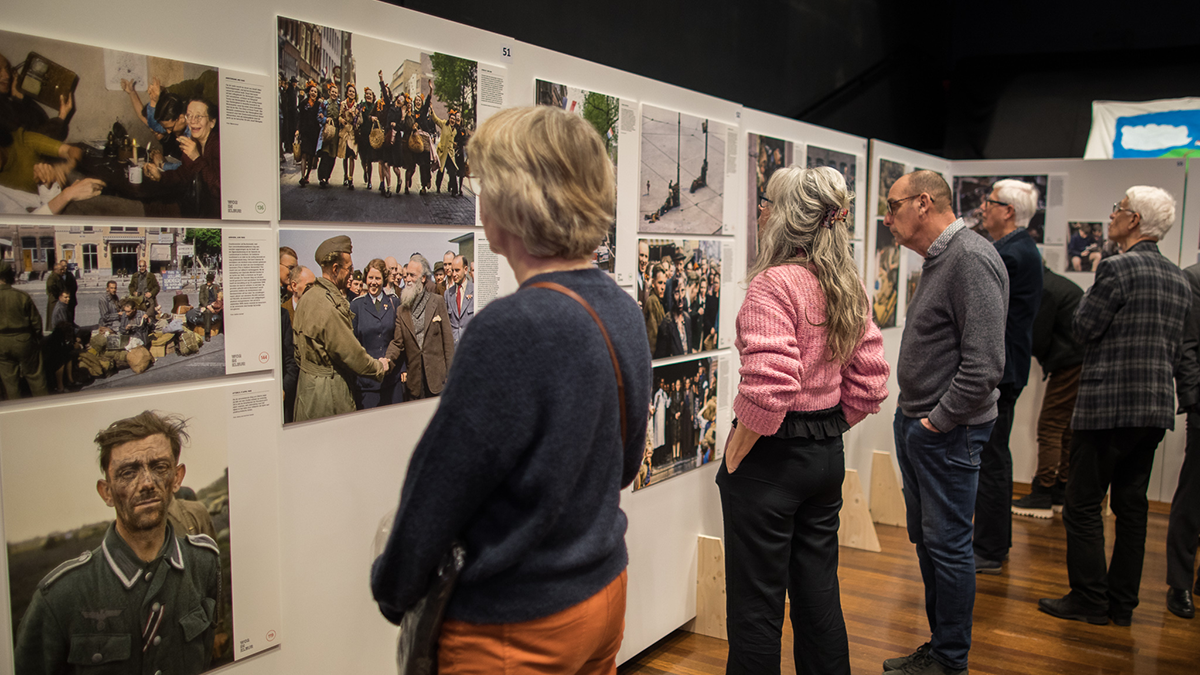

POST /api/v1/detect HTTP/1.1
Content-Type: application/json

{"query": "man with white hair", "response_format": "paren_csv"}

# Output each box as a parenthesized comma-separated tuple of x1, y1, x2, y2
(972, 179, 1044, 574)
(386, 254, 454, 401)
(1038, 186, 1189, 627)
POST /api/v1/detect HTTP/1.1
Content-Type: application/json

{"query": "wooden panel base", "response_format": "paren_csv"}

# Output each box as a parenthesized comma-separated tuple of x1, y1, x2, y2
(839, 469, 881, 552)
(869, 450, 907, 527)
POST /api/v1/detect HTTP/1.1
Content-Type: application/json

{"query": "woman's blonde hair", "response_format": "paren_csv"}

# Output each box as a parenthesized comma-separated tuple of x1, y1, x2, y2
(748, 165, 867, 363)
(468, 106, 614, 259)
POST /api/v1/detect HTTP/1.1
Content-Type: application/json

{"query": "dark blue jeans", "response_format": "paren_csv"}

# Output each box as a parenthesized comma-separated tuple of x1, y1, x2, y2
(893, 409, 993, 671)
(716, 432, 849, 675)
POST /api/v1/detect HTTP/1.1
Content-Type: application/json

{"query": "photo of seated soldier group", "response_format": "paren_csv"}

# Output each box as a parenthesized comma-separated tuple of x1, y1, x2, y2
(0, 31, 221, 218)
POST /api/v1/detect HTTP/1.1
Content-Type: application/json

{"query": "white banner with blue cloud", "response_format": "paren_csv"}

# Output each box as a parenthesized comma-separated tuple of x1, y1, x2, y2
(1084, 97, 1200, 159)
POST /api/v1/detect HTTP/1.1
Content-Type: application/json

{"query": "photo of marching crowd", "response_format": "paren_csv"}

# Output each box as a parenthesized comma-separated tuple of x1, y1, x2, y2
(633, 356, 719, 491)
(0, 29, 222, 218)
(0, 224, 226, 402)
(535, 79, 619, 276)
(278, 19, 477, 225)
(278, 229, 474, 424)
(636, 238, 722, 360)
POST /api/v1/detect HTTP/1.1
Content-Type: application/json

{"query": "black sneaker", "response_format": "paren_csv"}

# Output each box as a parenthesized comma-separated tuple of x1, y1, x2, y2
(895, 650, 967, 675)
(974, 554, 1002, 575)
(1051, 481, 1066, 513)
(1012, 487, 1054, 519)
(883, 642, 930, 671)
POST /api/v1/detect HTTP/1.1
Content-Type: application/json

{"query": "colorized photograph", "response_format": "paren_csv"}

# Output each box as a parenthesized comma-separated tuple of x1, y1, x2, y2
(0, 224, 227, 403)
(634, 356, 720, 491)
(953, 174, 1049, 243)
(637, 238, 723, 360)
(1066, 221, 1117, 272)
(873, 219, 898, 329)
(279, 228, 475, 424)
(279, 18, 484, 225)
(534, 79, 618, 276)
(746, 133, 794, 267)
(0, 28, 221, 218)
(876, 158, 905, 218)
(639, 104, 727, 235)
(2, 405, 234, 674)
(806, 145, 858, 237)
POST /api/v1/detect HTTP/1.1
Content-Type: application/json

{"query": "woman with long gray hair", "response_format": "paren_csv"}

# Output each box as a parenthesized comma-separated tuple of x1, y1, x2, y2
(718, 165, 889, 674)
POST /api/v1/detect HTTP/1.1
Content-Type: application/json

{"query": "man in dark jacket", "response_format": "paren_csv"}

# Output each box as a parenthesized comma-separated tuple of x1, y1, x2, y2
(1012, 265, 1084, 519)
(972, 179, 1043, 574)
(1039, 185, 1189, 627)
(1166, 261, 1200, 618)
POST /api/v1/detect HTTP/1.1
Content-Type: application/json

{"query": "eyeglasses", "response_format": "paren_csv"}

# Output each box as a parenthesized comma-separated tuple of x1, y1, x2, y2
(1112, 203, 1139, 217)
(886, 194, 921, 215)
(983, 199, 1010, 208)
(185, 113, 209, 122)
(758, 196, 772, 211)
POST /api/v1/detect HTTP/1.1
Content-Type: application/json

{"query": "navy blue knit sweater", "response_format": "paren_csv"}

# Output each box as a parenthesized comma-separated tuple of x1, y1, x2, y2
(371, 268, 652, 624)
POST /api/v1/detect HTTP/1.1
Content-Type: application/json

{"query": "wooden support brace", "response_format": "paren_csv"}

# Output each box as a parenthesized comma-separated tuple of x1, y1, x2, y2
(839, 469, 882, 552)
(870, 450, 907, 527)
(691, 535, 727, 640)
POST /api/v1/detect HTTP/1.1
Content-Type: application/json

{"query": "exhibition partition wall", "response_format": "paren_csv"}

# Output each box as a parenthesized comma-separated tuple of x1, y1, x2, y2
(1, 1, 1197, 674)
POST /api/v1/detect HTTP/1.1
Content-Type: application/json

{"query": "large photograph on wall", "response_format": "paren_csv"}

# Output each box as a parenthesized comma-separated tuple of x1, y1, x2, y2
(534, 79, 619, 277)
(0, 29, 224, 218)
(806, 144, 858, 238)
(1065, 221, 1117, 272)
(746, 133, 795, 268)
(0, 224, 247, 404)
(634, 355, 720, 491)
(638, 104, 727, 235)
(876, 158, 905, 218)
(278, 18, 505, 225)
(637, 237, 724, 360)
(873, 219, 898, 329)
(279, 228, 475, 424)
(0, 383, 282, 672)
(953, 174, 1049, 243)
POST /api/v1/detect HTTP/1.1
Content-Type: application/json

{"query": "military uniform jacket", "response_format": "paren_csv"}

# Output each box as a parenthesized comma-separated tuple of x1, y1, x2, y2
(1072, 240, 1190, 430)
(292, 277, 386, 421)
(15, 523, 220, 675)
(0, 282, 43, 338)
(127, 272, 161, 304)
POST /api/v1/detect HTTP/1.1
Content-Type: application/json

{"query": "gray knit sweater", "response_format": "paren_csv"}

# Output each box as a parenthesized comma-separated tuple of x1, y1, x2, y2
(898, 221, 1008, 431)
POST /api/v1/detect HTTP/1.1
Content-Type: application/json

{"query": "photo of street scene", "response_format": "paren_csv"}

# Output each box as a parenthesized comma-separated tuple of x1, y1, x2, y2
(278, 18, 482, 225)
(2, 403, 234, 674)
(1, 28, 222, 218)
(534, 79, 618, 276)
(634, 356, 719, 491)
(953, 174, 1048, 243)
(0, 224, 226, 403)
(636, 238, 723, 361)
(279, 228, 474, 424)
(873, 219, 898, 329)
(639, 104, 727, 235)
(806, 145, 858, 238)
(747, 133, 794, 267)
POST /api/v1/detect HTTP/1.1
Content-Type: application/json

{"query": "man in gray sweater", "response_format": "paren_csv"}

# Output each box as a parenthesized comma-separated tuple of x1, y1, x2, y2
(882, 170, 1008, 675)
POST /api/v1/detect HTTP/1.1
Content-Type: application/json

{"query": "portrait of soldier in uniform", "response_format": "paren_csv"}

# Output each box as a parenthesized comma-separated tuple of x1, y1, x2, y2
(12, 411, 223, 675)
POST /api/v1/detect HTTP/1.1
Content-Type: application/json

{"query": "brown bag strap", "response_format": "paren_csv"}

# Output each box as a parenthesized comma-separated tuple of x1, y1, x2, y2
(527, 281, 628, 446)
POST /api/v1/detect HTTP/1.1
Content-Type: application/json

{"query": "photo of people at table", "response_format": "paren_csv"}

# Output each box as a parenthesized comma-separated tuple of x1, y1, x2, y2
(0, 29, 221, 218)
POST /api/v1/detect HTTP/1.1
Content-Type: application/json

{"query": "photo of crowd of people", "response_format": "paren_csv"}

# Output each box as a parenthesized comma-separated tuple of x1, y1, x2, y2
(954, 174, 1049, 243)
(0, 30, 223, 219)
(873, 219, 899, 328)
(1066, 221, 1118, 272)
(278, 229, 474, 424)
(2, 406, 234, 674)
(534, 79, 619, 276)
(636, 238, 723, 360)
(0, 224, 227, 403)
(634, 356, 719, 491)
(806, 145, 858, 237)
(746, 133, 794, 267)
(639, 104, 727, 235)
(278, 19, 480, 226)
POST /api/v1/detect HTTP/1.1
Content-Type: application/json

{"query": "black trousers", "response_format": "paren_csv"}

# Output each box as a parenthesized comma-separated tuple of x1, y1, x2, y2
(715, 433, 849, 675)
(1064, 426, 1164, 613)
(974, 384, 1021, 561)
(1167, 412, 1200, 589)
(317, 153, 335, 181)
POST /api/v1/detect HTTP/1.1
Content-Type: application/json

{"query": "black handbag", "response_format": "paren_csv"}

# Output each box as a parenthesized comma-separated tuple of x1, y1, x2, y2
(396, 541, 466, 675)
(395, 280, 627, 674)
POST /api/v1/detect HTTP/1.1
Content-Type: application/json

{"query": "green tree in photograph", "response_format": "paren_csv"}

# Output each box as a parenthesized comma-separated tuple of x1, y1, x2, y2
(185, 228, 222, 260)
(429, 53, 477, 128)
(582, 92, 619, 163)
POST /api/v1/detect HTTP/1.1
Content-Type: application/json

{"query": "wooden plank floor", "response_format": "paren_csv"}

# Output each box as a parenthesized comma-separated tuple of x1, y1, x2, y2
(619, 505, 1200, 674)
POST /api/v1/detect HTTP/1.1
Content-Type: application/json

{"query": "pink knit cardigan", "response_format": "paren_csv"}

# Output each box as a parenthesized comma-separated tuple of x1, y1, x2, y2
(733, 264, 890, 436)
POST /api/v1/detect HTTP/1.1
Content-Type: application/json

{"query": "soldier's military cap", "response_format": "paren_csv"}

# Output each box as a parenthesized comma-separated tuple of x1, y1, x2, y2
(315, 236, 353, 263)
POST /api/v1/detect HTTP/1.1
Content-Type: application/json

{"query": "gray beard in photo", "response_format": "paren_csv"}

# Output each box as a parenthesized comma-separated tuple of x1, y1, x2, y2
(400, 282, 422, 310)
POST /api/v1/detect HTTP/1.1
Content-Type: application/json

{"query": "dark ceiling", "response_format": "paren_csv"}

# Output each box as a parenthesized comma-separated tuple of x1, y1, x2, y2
(386, 0, 1200, 159)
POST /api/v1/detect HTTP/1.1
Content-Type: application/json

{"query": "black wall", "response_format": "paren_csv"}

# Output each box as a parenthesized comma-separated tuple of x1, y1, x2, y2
(389, 0, 1200, 159)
